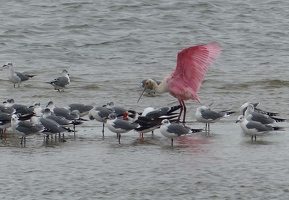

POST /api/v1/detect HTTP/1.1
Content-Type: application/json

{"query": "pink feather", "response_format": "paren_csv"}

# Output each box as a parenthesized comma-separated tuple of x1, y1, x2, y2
(167, 42, 222, 103)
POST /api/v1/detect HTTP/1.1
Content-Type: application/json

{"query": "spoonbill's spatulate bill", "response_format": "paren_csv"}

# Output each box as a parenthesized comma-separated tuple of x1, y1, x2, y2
(138, 42, 222, 123)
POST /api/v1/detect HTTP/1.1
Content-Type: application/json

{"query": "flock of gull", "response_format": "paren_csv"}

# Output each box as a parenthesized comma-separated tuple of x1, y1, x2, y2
(1, 42, 287, 146)
(0, 95, 286, 146)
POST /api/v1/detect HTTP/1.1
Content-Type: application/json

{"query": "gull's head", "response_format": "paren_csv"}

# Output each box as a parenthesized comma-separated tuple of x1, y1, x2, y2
(240, 102, 259, 115)
(247, 104, 255, 112)
(107, 101, 114, 107)
(240, 102, 250, 115)
(43, 108, 52, 115)
(197, 105, 209, 113)
(244, 104, 255, 117)
(11, 114, 19, 123)
(34, 102, 41, 107)
(3, 62, 13, 68)
(107, 113, 117, 120)
(62, 69, 69, 77)
(161, 119, 170, 125)
(62, 69, 68, 74)
(236, 115, 245, 123)
(5, 98, 15, 106)
(46, 101, 54, 109)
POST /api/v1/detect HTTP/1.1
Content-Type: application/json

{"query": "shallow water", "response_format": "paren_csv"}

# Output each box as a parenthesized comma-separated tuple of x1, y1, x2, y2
(0, 0, 289, 199)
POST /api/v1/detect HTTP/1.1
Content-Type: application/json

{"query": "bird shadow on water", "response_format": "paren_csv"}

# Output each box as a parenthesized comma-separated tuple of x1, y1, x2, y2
(106, 134, 161, 149)
(0, 134, 68, 148)
(240, 136, 275, 146)
(160, 134, 213, 154)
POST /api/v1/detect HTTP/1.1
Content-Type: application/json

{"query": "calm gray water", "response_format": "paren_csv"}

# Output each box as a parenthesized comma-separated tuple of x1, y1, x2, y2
(1, 0, 289, 199)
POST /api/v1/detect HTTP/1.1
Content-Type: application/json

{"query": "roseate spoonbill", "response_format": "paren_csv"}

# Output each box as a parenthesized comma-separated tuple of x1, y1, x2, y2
(137, 42, 222, 123)
(236, 115, 283, 141)
(140, 79, 161, 96)
(195, 104, 235, 132)
(3, 62, 35, 88)
(160, 119, 203, 146)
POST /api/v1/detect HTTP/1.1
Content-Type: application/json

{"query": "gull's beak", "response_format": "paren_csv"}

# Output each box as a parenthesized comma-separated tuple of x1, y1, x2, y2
(3, 65, 7, 68)
(137, 86, 147, 103)
(236, 120, 240, 123)
(208, 101, 215, 107)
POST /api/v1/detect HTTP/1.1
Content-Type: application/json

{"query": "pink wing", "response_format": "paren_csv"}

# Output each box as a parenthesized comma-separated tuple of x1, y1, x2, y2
(169, 42, 222, 102)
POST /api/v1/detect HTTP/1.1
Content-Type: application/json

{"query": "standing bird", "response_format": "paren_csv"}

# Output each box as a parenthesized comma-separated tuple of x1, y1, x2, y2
(140, 79, 161, 96)
(244, 104, 285, 124)
(66, 103, 93, 117)
(106, 113, 138, 144)
(137, 42, 222, 123)
(3, 62, 35, 87)
(160, 119, 202, 146)
(88, 106, 113, 137)
(236, 115, 283, 141)
(31, 116, 71, 141)
(240, 102, 279, 116)
(47, 69, 70, 91)
(10, 114, 43, 145)
(195, 105, 235, 132)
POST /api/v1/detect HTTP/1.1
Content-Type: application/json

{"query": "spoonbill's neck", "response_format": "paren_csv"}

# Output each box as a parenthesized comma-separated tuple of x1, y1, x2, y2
(152, 79, 168, 94)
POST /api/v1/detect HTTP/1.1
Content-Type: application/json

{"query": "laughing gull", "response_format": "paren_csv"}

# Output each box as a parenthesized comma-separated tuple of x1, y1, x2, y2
(240, 102, 279, 116)
(160, 119, 202, 146)
(196, 105, 235, 132)
(244, 104, 285, 124)
(11, 114, 43, 145)
(42, 108, 79, 135)
(0, 104, 15, 114)
(46, 101, 84, 134)
(0, 113, 12, 136)
(106, 113, 138, 144)
(236, 115, 284, 141)
(31, 102, 45, 117)
(4, 98, 34, 116)
(3, 62, 35, 88)
(46, 101, 80, 120)
(66, 103, 93, 117)
(47, 69, 70, 91)
(88, 106, 113, 137)
(31, 116, 71, 140)
(105, 101, 128, 116)
(43, 108, 75, 126)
